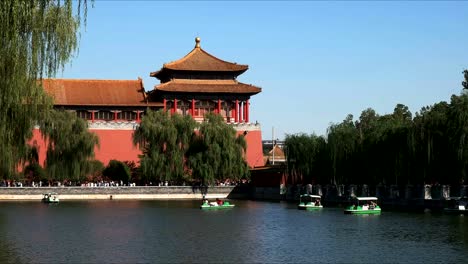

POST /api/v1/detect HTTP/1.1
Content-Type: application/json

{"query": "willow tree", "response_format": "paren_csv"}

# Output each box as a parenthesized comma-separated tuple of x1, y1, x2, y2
(462, 69, 468, 90)
(40, 110, 98, 183)
(133, 110, 197, 184)
(187, 113, 250, 185)
(354, 108, 381, 184)
(0, 0, 89, 178)
(327, 114, 358, 185)
(285, 133, 326, 185)
(370, 104, 413, 185)
(447, 94, 468, 184)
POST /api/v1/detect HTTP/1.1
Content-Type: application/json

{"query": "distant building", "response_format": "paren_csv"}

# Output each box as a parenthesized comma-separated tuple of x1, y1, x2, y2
(32, 38, 264, 167)
(262, 140, 285, 165)
(249, 140, 288, 187)
(265, 145, 286, 165)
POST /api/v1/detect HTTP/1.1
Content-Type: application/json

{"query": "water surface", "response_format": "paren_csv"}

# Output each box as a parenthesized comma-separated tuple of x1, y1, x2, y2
(0, 200, 467, 263)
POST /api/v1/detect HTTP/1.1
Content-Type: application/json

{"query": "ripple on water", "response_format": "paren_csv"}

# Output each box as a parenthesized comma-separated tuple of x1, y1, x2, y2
(0, 200, 467, 263)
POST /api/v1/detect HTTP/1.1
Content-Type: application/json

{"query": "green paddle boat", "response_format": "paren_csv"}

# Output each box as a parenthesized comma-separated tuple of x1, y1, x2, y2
(42, 192, 59, 203)
(200, 199, 235, 210)
(298, 194, 323, 210)
(344, 197, 381, 214)
(444, 196, 468, 214)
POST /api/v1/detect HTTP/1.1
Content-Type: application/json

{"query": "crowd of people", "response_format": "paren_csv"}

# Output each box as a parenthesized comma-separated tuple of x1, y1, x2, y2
(1, 178, 250, 188)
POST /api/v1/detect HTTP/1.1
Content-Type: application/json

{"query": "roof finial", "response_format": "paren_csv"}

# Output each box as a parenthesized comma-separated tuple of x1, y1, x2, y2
(195, 37, 201, 48)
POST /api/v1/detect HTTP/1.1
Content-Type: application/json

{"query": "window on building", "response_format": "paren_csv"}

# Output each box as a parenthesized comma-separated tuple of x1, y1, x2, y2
(76, 110, 92, 120)
(179, 101, 191, 116)
(95, 111, 113, 121)
(118, 111, 137, 121)
(167, 102, 173, 110)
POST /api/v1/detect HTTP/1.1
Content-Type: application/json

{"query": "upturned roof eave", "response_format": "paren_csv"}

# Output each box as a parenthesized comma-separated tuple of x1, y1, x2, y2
(152, 88, 262, 95)
(150, 67, 248, 80)
(53, 102, 163, 107)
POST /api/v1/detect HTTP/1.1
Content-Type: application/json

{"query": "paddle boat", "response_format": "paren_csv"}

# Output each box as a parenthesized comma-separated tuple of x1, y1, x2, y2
(444, 196, 468, 214)
(298, 194, 323, 210)
(344, 197, 381, 214)
(42, 192, 59, 203)
(200, 198, 235, 210)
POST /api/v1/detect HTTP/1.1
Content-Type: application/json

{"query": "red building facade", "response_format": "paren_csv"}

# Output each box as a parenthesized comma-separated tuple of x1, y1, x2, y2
(32, 38, 264, 167)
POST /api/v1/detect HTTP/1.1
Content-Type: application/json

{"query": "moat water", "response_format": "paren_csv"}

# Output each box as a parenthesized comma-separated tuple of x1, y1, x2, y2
(0, 200, 467, 263)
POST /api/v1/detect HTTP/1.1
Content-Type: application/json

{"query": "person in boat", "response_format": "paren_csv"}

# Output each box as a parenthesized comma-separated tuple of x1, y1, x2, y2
(370, 201, 377, 209)
(315, 199, 321, 206)
(216, 198, 224, 205)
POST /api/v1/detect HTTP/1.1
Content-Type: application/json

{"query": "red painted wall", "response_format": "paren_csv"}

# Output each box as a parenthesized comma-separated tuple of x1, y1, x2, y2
(91, 130, 141, 165)
(32, 127, 264, 168)
(31, 129, 140, 166)
(31, 129, 48, 167)
(237, 130, 264, 168)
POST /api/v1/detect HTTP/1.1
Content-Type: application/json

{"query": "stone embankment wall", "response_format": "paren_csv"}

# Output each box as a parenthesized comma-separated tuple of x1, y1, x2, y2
(0, 186, 249, 201)
(1, 184, 466, 210)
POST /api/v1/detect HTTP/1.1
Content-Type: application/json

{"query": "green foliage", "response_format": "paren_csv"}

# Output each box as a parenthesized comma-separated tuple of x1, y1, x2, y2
(462, 69, 468, 90)
(24, 163, 47, 183)
(134, 111, 250, 185)
(40, 110, 99, 182)
(284, 72, 468, 186)
(447, 94, 468, 183)
(26, 145, 40, 165)
(327, 114, 358, 185)
(103, 160, 131, 184)
(86, 159, 105, 182)
(285, 133, 328, 185)
(133, 109, 197, 183)
(123, 161, 141, 184)
(188, 113, 250, 185)
(0, 1, 89, 178)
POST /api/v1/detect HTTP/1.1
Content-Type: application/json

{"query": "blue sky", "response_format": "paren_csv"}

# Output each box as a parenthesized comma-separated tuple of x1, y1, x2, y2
(62, 1, 468, 140)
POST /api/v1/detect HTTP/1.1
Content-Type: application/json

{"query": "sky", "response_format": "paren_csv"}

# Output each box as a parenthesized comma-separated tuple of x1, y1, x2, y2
(61, 1, 468, 140)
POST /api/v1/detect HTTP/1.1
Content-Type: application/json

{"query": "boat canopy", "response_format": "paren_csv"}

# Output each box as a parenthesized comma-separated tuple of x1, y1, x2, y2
(355, 197, 378, 201)
(300, 194, 321, 199)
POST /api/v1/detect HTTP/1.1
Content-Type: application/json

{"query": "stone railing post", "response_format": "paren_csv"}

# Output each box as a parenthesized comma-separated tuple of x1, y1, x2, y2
(315, 184, 323, 196)
(442, 185, 450, 199)
(349, 184, 357, 198)
(424, 184, 432, 199)
(390, 185, 400, 199)
(338, 185, 345, 197)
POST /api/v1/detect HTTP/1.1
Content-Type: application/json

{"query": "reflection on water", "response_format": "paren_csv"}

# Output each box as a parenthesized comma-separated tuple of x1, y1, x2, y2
(0, 200, 467, 263)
